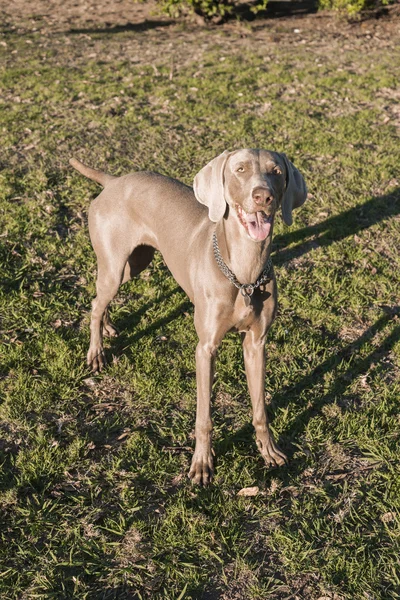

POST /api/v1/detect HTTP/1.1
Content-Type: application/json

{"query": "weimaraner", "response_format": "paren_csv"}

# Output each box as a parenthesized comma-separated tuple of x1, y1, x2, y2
(70, 149, 307, 485)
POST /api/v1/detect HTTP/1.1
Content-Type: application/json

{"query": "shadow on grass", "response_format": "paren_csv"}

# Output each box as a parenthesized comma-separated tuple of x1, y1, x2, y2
(273, 187, 400, 265)
(97, 589, 142, 600)
(233, 0, 318, 22)
(266, 0, 318, 18)
(278, 307, 400, 438)
(69, 20, 174, 36)
(108, 285, 191, 356)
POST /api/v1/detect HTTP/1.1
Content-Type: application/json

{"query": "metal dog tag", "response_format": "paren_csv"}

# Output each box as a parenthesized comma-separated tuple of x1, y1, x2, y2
(241, 284, 254, 307)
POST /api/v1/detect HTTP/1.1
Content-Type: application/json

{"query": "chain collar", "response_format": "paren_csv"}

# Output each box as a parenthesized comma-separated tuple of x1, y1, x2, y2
(212, 231, 273, 305)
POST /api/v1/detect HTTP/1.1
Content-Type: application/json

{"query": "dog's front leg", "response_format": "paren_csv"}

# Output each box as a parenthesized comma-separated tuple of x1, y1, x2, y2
(189, 308, 227, 485)
(242, 330, 287, 467)
(188, 339, 217, 485)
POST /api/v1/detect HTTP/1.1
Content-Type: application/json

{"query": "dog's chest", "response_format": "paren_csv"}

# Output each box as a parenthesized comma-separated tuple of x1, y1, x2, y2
(231, 299, 264, 332)
(233, 303, 257, 331)
(230, 282, 276, 333)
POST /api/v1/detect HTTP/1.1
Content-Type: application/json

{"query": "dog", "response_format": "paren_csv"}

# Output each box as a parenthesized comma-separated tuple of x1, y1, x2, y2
(70, 149, 307, 484)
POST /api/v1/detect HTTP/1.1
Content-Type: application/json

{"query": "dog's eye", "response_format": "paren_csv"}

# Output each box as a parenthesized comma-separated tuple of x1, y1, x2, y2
(273, 166, 282, 175)
(237, 166, 245, 173)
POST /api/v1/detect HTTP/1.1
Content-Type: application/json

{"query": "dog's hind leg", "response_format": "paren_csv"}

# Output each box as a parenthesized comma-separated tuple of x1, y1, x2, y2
(87, 222, 133, 371)
(88, 258, 127, 372)
(101, 245, 155, 340)
(97, 245, 155, 346)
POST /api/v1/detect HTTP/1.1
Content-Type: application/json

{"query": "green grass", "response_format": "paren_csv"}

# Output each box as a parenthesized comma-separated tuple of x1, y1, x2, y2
(1, 14, 400, 600)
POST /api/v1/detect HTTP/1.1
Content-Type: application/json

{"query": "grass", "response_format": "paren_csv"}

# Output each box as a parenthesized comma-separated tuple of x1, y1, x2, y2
(1, 11, 400, 600)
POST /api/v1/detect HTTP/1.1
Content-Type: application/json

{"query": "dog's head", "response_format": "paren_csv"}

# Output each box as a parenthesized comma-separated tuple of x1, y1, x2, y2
(193, 149, 307, 240)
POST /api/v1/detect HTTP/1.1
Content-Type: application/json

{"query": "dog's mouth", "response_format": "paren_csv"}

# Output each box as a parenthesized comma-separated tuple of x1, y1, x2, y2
(236, 205, 274, 241)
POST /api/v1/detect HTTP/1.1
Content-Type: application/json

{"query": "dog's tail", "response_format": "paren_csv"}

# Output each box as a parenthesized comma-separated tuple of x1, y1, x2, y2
(69, 158, 116, 187)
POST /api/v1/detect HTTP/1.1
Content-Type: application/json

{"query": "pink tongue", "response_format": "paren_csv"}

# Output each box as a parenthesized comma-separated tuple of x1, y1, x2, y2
(246, 212, 271, 241)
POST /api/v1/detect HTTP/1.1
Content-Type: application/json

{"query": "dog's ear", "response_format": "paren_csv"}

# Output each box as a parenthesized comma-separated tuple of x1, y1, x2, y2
(193, 151, 231, 222)
(281, 154, 308, 226)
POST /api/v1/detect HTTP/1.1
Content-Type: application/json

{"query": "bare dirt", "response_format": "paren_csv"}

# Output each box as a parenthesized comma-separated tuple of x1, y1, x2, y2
(2, 0, 400, 59)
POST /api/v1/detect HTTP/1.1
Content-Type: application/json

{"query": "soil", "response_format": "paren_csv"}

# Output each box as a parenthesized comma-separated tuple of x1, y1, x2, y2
(2, 0, 400, 56)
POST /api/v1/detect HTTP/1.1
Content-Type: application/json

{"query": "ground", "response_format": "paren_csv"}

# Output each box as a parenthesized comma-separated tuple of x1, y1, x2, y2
(0, 1, 399, 599)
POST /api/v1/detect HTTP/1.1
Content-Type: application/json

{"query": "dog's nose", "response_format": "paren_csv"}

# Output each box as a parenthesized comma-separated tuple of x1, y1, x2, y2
(252, 187, 273, 205)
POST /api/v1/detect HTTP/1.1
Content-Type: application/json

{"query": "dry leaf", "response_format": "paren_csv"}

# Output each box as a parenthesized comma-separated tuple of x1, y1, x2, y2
(381, 512, 395, 523)
(83, 378, 96, 387)
(237, 486, 259, 497)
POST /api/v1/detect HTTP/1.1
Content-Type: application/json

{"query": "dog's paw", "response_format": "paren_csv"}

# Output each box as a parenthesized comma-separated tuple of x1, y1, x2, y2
(87, 347, 107, 373)
(188, 451, 214, 486)
(256, 436, 287, 468)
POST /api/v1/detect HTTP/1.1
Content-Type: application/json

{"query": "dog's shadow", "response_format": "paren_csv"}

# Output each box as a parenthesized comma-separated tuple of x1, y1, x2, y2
(108, 282, 192, 353)
(273, 188, 400, 265)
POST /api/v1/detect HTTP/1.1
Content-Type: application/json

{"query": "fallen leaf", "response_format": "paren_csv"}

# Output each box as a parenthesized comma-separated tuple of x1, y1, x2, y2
(381, 512, 395, 523)
(237, 486, 259, 497)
